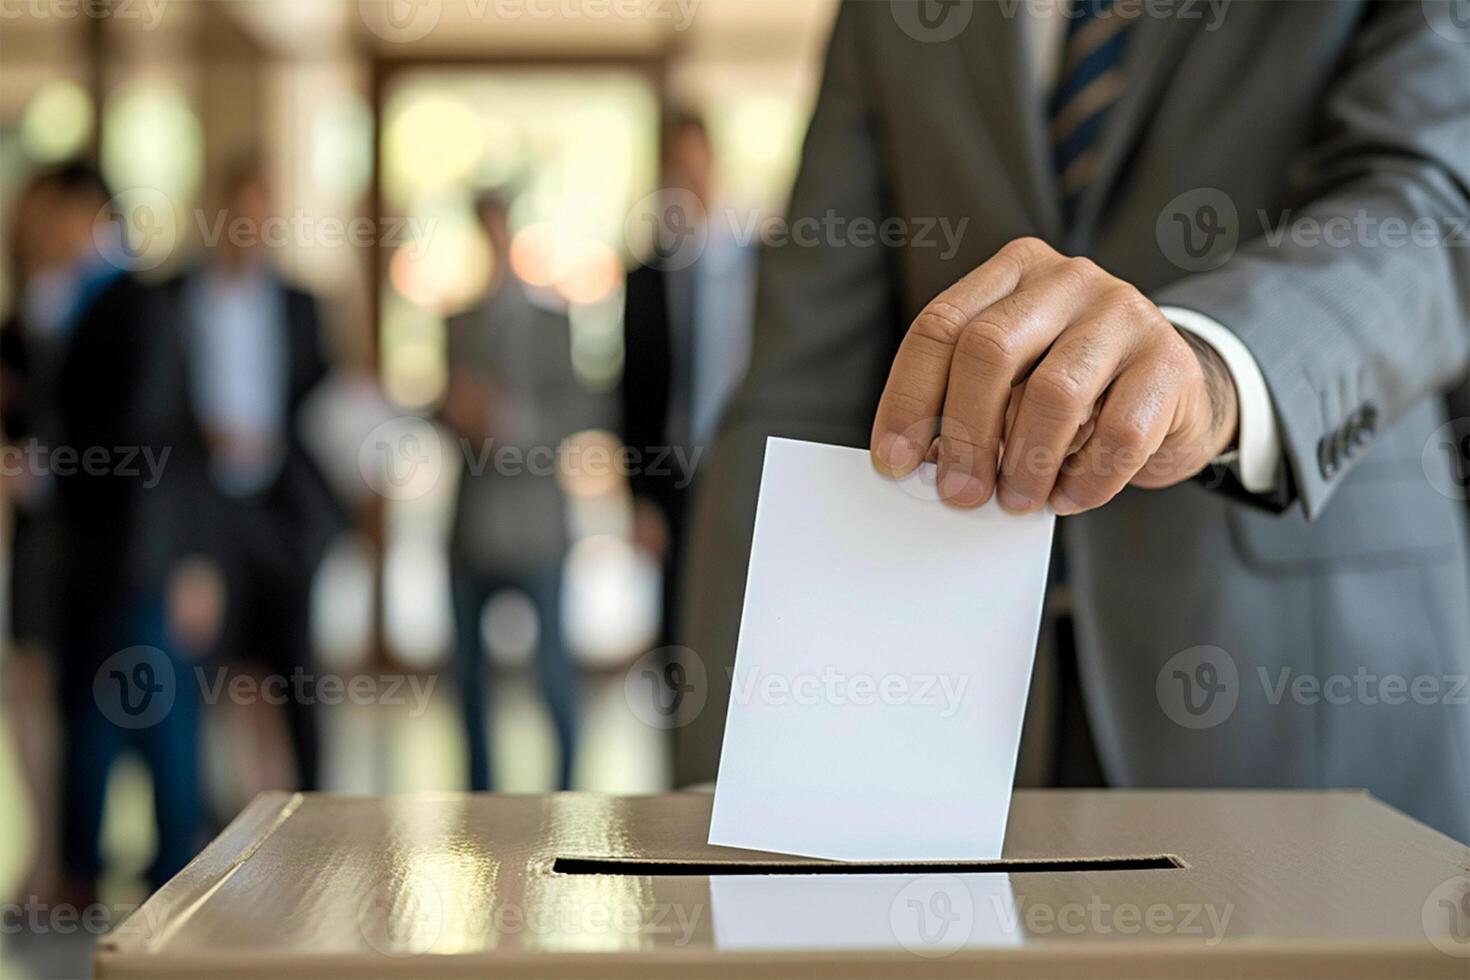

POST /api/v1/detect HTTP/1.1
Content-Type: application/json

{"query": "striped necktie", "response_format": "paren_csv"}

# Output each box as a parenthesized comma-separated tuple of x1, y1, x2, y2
(1048, 0, 1137, 226)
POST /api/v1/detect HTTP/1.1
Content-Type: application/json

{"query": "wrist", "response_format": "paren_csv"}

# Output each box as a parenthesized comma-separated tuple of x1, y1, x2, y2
(1176, 325, 1239, 458)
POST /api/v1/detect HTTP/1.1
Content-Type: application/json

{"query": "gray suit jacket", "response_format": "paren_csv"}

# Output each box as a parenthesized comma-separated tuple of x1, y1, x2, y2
(447, 280, 604, 573)
(680, 0, 1470, 842)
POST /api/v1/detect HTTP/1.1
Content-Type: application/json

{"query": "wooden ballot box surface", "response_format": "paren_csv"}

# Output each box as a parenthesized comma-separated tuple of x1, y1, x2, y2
(95, 790, 1470, 979)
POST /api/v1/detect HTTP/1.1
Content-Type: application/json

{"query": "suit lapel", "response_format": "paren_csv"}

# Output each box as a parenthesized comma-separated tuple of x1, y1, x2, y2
(1065, 9, 1204, 249)
(959, 7, 1063, 244)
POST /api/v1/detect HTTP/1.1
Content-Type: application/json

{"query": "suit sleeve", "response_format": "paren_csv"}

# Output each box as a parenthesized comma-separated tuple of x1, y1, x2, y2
(1152, 0, 1470, 519)
(676, 2, 899, 783)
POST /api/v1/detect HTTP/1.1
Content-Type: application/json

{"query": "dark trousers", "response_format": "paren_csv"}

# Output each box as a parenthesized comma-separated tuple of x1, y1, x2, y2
(59, 592, 201, 890)
(451, 563, 578, 791)
(211, 500, 320, 791)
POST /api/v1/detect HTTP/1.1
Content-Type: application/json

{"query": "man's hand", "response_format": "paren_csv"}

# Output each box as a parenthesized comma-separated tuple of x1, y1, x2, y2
(870, 237, 1238, 515)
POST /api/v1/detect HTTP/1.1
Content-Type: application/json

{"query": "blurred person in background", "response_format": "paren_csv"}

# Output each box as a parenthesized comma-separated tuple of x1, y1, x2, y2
(441, 190, 597, 791)
(620, 109, 755, 650)
(143, 156, 344, 795)
(40, 162, 203, 902)
(1, 172, 78, 904)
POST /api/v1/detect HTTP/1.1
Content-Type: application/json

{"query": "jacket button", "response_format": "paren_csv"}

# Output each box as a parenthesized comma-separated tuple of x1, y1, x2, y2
(1318, 434, 1340, 478)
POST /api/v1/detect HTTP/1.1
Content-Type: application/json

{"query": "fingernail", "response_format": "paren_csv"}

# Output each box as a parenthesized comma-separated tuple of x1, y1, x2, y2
(938, 469, 985, 506)
(997, 485, 1033, 513)
(1049, 490, 1080, 515)
(875, 432, 919, 474)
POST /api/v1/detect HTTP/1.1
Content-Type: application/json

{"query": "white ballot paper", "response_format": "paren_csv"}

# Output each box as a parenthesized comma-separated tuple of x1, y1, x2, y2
(708, 437, 1055, 861)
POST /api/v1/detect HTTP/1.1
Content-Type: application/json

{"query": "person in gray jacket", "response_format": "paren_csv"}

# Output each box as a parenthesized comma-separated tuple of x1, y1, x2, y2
(680, 0, 1470, 843)
(442, 191, 601, 790)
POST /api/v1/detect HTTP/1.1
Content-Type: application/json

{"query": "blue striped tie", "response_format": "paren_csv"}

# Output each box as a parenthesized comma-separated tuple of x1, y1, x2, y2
(1049, 0, 1136, 226)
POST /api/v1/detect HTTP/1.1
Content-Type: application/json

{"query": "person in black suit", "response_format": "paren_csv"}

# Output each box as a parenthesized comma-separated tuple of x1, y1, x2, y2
(620, 109, 756, 649)
(32, 163, 204, 901)
(141, 158, 343, 793)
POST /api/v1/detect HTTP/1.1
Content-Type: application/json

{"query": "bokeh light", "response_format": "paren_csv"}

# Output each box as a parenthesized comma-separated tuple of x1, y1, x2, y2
(19, 79, 92, 163)
(101, 81, 203, 207)
(388, 202, 491, 313)
(385, 93, 485, 197)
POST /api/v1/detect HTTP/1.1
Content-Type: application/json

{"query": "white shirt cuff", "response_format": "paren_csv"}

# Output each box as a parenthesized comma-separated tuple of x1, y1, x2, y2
(1159, 305, 1282, 495)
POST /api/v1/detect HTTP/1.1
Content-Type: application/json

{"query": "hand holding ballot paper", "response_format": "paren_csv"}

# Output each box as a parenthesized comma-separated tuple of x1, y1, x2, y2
(709, 438, 1054, 861)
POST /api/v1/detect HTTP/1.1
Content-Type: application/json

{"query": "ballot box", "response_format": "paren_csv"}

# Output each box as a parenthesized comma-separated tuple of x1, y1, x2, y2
(95, 790, 1469, 978)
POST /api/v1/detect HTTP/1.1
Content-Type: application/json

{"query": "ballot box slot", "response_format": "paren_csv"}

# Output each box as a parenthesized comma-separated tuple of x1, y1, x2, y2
(552, 855, 1184, 876)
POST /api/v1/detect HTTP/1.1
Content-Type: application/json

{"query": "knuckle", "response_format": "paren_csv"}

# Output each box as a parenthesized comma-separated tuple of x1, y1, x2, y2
(1058, 255, 1102, 290)
(886, 387, 937, 421)
(1107, 284, 1154, 321)
(1025, 366, 1092, 419)
(954, 319, 1016, 371)
(910, 303, 969, 346)
(1003, 236, 1053, 264)
(1097, 414, 1152, 454)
